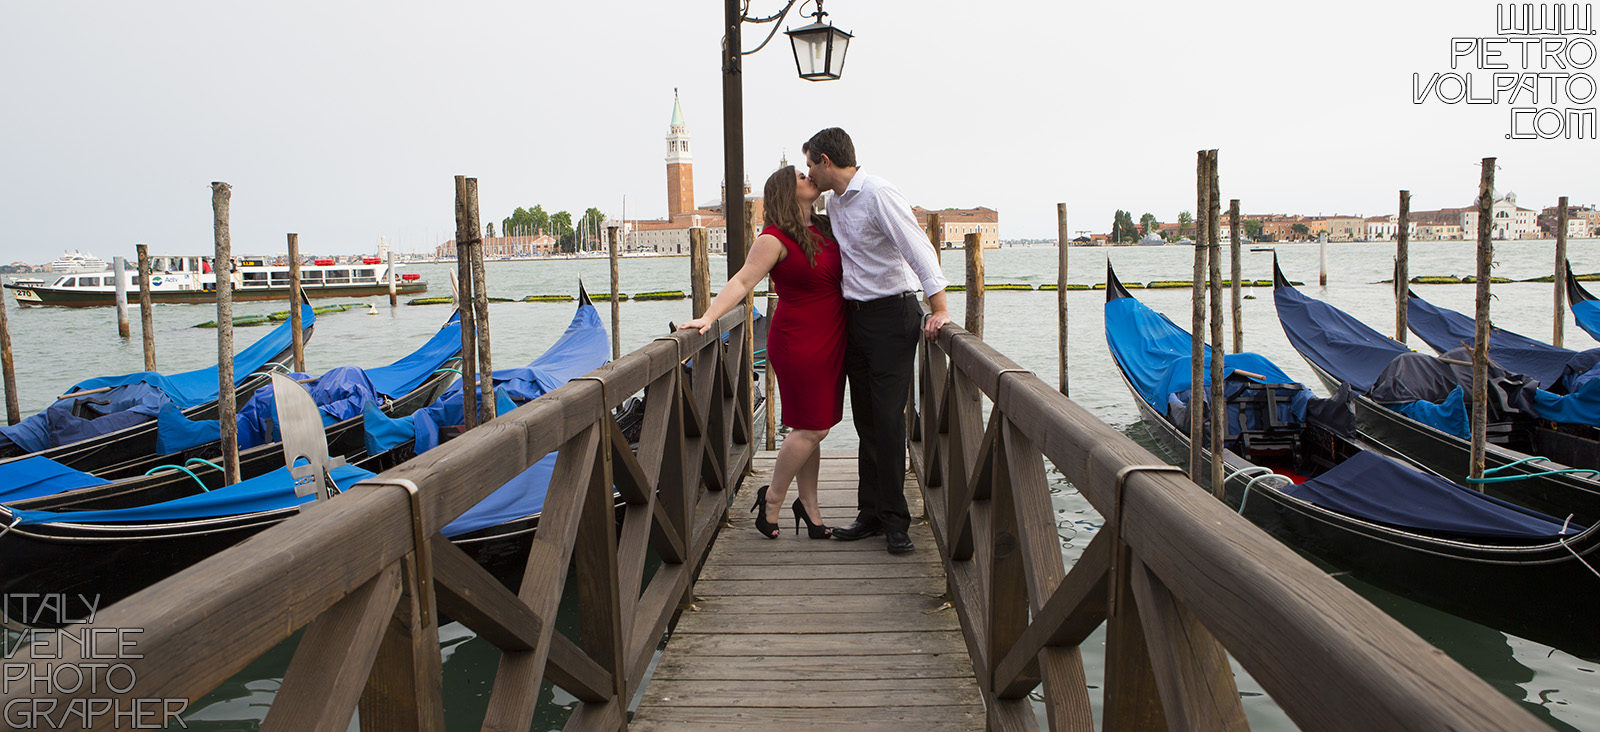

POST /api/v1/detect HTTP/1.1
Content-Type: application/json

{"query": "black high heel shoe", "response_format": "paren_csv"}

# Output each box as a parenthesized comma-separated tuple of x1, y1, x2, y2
(792, 498, 832, 539)
(750, 485, 779, 539)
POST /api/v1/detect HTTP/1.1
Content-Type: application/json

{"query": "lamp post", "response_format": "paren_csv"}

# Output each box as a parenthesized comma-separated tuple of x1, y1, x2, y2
(721, 0, 851, 278)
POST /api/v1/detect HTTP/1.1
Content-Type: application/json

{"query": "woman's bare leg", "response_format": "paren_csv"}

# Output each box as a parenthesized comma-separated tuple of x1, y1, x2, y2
(765, 427, 829, 523)
(796, 444, 824, 524)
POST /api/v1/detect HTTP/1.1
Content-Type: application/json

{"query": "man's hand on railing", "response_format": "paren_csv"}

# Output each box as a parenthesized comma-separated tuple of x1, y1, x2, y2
(924, 310, 951, 340)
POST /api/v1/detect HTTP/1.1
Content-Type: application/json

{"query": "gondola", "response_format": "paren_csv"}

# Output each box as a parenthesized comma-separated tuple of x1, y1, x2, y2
(1275, 260, 1600, 523)
(1107, 263, 1600, 660)
(0, 311, 466, 513)
(0, 304, 318, 472)
(1565, 262, 1600, 342)
(0, 291, 610, 614)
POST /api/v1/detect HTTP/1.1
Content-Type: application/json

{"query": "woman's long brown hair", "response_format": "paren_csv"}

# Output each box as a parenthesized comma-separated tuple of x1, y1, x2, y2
(762, 166, 833, 267)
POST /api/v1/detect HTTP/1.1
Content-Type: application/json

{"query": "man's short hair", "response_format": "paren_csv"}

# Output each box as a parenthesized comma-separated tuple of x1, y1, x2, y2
(804, 128, 857, 168)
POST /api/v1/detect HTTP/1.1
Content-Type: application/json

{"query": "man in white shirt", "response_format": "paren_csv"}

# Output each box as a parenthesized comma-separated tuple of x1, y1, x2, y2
(803, 127, 952, 554)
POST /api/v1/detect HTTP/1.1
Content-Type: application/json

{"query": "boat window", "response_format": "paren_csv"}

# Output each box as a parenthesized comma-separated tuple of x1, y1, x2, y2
(60, 278, 76, 287)
(355, 269, 375, 279)
(324, 269, 350, 284)
(301, 271, 323, 281)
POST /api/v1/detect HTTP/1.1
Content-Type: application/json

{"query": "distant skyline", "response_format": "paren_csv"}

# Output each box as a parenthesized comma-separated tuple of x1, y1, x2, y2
(3, 1, 1596, 262)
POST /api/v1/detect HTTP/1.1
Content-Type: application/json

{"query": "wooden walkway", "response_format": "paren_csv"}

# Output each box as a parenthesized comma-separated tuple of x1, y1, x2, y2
(631, 450, 985, 730)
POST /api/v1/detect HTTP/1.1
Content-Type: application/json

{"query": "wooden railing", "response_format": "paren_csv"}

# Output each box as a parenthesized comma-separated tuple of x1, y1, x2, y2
(907, 326, 1540, 730)
(0, 309, 757, 731)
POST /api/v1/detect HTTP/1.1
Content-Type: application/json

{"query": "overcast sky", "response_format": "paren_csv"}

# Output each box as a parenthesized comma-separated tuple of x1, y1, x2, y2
(2, 0, 1594, 262)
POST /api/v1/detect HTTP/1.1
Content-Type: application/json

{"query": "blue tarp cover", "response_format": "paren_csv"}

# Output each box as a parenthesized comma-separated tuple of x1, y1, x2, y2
(1105, 296, 1296, 408)
(0, 457, 109, 504)
(9, 462, 374, 526)
(1392, 386, 1469, 438)
(365, 300, 609, 454)
(442, 453, 556, 537)
(0, 307, 314, 454)
(1282, 451, 1581, 540)
(1274, 282, 1409, 393)
(1407, 294, 1581, 390)
(1574, 299, 1600, 343)
(363, 313, 462, 398)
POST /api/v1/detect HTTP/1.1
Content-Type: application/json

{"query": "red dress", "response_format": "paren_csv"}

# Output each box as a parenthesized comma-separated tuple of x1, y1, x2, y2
(765, 224, 846, 430)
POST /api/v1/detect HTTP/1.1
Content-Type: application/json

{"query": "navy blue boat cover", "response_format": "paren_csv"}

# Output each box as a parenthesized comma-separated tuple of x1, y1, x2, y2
(1407, 294, 1591, 390)
(152, 313, 463, 454)
(0, 306, 315, 454)
(1105, 296, 1296, 408)
(1282, 450, 1581, 541)
(1273, 281, 1408, 392)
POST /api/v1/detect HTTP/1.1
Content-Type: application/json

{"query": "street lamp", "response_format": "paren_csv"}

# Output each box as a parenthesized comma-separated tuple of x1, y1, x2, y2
(785, 8, 852, 81)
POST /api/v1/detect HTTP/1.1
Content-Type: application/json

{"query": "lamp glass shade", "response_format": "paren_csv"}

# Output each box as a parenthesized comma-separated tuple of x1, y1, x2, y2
(786, 21, 852, 81)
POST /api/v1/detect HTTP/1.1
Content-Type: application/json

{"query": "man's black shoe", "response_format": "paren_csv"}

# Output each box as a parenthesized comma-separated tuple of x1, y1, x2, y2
(831, 520, 883, 541)
(886, 530, 914, 555)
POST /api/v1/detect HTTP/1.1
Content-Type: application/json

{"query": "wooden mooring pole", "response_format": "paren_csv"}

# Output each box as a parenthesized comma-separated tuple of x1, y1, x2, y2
(928, 212, 942, 264)
(454, 176, 480, 430)
(765, 292, 778, 451)
(287, 234, 305, 373)
(386, 250, 398, 308)
(608, 225, 622, 360)
(964, 232, 984, 337)
(1555, 195, 1569, 348)
(1189, 150, 1209, 481)
(690, 227, 710, 318)
(0, 281, 18, 425)
(1208, 150, 1225, 498)
(1471, 159, 1495, 484)
(136, 244, 156, 371)
(1229, 199, 1242, 353)
(465, 178, 494, 423)
(1397, 190, 1410, 344)
(113, 256, 130, 339)
(212, 182, 240, 485)
(1057, 203, 1069, 396)
(1319, 232, 1328, 287)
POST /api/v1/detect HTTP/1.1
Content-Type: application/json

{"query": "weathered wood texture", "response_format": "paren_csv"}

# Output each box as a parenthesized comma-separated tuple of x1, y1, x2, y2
(906, 304, 1538, 730)
(453, 175, 479, 429)
(1058, 203, 1069, 396)
(0, 305, 759, 731)
(1555, 195, 1569, 348)
(211, 181, 239, 485)
(1207, 150, 1224, 497)
(0, 267, 16, 425)
(1472, 159, 1495, 482)
(608, 225, 621, 360)
(631, 451, 983, 731)
(1189, 151, 1208, 482)
(114, 255, 130, 338)
(464, 177, 494, 423)
(1396, 190, 1410, 344)
(137, 244, 156, 370)
(1229, 199, 1241, 354)
(691, 227, 711, 318)
(965, 232, 984, 337)
(287, 233, 305, 372)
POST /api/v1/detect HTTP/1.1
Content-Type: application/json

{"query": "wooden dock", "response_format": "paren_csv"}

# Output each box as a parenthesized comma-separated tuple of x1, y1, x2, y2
(631, 450, 985, 731)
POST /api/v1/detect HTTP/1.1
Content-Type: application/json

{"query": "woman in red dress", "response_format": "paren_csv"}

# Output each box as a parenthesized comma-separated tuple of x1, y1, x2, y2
(680, 165, 844, 539)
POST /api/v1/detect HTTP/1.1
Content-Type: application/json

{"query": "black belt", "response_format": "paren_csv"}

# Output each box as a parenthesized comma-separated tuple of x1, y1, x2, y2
(846, 292, 918, 311)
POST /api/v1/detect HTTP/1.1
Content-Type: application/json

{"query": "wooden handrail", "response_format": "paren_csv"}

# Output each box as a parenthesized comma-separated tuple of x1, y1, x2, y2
(908, 322, 1540, 730)
(0, 306, 757, 731)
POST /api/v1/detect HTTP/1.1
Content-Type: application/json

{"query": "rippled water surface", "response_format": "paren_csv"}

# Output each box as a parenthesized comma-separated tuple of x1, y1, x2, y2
(12, 241, 1597, 730)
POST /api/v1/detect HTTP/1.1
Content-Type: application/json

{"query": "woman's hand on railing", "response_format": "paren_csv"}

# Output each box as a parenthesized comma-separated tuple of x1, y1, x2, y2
(678, 317, 713, 335)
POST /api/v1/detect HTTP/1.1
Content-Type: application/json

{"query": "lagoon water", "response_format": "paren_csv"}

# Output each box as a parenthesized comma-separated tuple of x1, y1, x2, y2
(10, 240, 1600, 730)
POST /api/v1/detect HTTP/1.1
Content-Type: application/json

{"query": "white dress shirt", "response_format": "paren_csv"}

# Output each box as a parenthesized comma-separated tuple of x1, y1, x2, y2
(826, 170, 949, 301)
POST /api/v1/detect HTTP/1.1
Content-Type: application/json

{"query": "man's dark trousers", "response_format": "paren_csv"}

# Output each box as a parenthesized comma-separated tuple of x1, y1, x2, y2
(844, 292, 922, 534)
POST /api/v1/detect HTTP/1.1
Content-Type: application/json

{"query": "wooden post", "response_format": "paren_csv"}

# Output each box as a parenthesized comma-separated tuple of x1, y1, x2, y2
(1190, 151, 1208, 481)
(287, 234, 305, 373)
(1318, 232, 1328, 287)
(742, 198, 759, 468)
(690, 227, 710, 318)
(466, 178, 494, 423)
(608, 225, 621, 361)
(212, 182, 240, 486)
(928, 212, 943, 263)
(113, 256, 130, 339)
(386, 250, 398, 308)
(1057, 203, 1069, 397)
(765, 292, 778, 451)
(1471, 158, 1495, 484)
(0, 283, 18, 425)
(1229, 200, 1242, 354)
(1207, 151, 1225, 498)
(1397, 190, 1411, 344)
(454, 176, 480, 430)
(964, 233, 984, 337)
(136, 244, 156, 371)
(1556, 195, 1569, 348)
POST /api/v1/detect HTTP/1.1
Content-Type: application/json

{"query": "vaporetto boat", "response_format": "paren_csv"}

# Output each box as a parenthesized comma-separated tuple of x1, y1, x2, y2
(4, 254, 427, 307)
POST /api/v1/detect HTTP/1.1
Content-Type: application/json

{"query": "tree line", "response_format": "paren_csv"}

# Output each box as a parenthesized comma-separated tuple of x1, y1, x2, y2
(1109, 210, 1263, 243)
(494, 205, 610, 253)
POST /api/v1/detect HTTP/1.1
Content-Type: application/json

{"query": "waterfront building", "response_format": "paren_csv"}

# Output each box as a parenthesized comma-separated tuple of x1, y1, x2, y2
(434, 234, 557, 258)
(1322, 216, 1365, 242)
(1539, 204, 1600, 238)
(1459, 192, 1538, 239)
(915, 207, 1001, 249)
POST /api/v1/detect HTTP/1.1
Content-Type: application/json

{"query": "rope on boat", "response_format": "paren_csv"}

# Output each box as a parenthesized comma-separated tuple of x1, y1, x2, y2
(1465, 467, 1600, 484)
(1557, 515, 1600, 582)
(432, 368, 462, 375)
(146, 464, 209, 491)
(186, 457, 223, 472)
(1232, 467, 1292, 515)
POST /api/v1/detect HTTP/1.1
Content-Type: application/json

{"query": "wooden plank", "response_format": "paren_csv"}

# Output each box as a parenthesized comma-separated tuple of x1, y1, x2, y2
(687, 594, 949, 614)
(264, 563, 402, 732)
(631, 705, 985, 731)
(358, 555, 444, 732)
(672, 611, 960, 635)
(639, 678, 982, 707)
(1128, 555, 1248, 731)
(658, 630, 968, 657)
(695, 564, 944, 581)
(651, 654, 976, 681)
(693, 577, 945, 597)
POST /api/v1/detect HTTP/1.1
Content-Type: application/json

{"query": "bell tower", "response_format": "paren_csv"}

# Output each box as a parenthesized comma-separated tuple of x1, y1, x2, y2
(665, 89, 694, 221)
